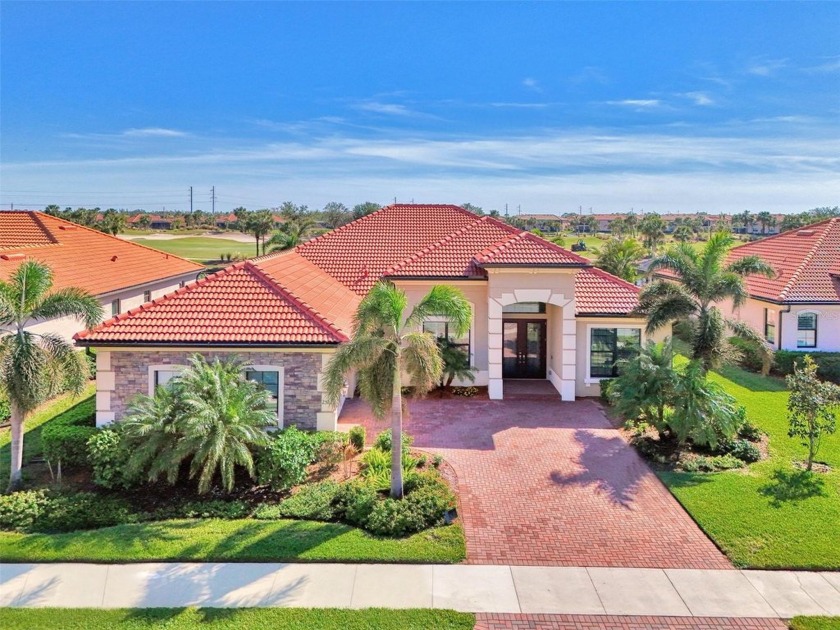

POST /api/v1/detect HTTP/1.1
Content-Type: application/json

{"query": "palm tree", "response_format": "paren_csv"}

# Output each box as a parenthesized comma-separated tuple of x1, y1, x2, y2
(323, 282, 471, 498)
(245, 209, 276, 256)
(101, 210, 126, 236)
(755, 211, 776, 235)
(733, 210, 752, 235)
(636, 232, 775, 371)
(266, 217, 316, 253)
(672, 224, 694, 243)
(0, 261, 102, 489)
(594, 237, 645, 283)
(123, 354, 275, 493)
(639, 213, 666, 252)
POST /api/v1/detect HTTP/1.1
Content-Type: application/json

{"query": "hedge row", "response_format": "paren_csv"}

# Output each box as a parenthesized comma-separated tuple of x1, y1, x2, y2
(40, 398, 96, 469)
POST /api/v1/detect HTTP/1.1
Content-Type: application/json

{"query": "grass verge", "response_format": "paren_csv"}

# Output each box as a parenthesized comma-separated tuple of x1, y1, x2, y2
(659, 361, 840, 569)
(131, 237, 253, 263)
(0, 519, 466, 564)
(0, 608, 476, 630)
(789, 618, 840, 630)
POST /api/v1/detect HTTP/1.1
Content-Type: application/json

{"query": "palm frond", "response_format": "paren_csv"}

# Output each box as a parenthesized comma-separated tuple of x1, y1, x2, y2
(11, 260, 54, 316)
(635, 281, 698, 332)
(32, 287, 105, 330)
(725, 254, 776, 279)
(353, 281, 406, 336)
(404, 284, 472, 336)
(322, 335, 391, 406)
(401, 332, 444, 397)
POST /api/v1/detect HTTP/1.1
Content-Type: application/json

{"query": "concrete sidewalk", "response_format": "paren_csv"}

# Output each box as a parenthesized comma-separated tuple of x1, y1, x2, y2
(1, 563, 838, 618)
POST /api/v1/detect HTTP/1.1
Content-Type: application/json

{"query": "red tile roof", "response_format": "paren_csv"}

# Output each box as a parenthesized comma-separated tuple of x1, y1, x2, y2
(725, 218, 840, 303)
(77, 204, 642, 345)
(575, 268, 640, 315)
(0, 211, 203, 296)
(76, 262, 349, 345)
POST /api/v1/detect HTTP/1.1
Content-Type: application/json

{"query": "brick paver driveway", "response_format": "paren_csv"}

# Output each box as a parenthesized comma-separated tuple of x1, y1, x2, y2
(339, 395, 732, 569)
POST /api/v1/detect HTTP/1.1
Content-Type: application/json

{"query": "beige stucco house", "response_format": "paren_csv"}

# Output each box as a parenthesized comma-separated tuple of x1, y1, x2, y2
(75, 204, 667, 430)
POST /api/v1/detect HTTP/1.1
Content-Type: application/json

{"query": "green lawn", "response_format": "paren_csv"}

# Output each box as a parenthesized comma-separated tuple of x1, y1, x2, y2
(790, 618, 840, 630)
(0, 386, 95, 481)
(131, 237, 255, 263)
(0, 519, 465, 564)
(560, 234, 710, 260)
(659, 362, 840, 569)
(0, 608, 475, 630)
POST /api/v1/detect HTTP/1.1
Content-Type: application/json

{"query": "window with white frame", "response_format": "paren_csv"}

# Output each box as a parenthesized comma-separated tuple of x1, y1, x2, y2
(148, 365, 186, 395)
(589, 327, 641, 378)
(423, 320, 470, 359)
(111, 299, 121, 316)
(244, 367, 283, 426)
(797, 313, 817, 348)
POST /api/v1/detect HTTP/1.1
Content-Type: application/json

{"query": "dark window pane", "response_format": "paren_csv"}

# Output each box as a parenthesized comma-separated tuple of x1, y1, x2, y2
(503, 302, 546, 313)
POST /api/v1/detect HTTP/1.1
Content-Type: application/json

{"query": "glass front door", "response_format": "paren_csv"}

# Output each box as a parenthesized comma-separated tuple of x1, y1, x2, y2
(502, 319, 547, 379)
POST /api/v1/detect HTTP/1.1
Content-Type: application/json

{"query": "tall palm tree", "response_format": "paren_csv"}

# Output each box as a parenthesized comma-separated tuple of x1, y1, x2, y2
(672, 224, 694, 243)
(245, 209, 276, 256)
(639, 213, 666, 252)
(594, 237, 645, 283)
(123, 354, 274, 493)
(266, 217, 316, 253)
(0, 261, 102, 489)
(323, 282, 471, 498)
(755, 211, 776, 235)
(636, 232, 775, 371)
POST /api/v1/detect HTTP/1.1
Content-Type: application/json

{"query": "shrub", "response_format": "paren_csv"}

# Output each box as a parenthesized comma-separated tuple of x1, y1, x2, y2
(452, 386, 478, 397)
(165, 499, 252, 520)
(365, 498, 426, 536)
(42, 425, 97, 469)
(0, 393, 10, 423)
(729, 336, 771, 374)
(32, 493, 138, 533)
(738, 420, 763, 442)
(725, 439, 761, 463)
(334, 479, 379, 527)
(432, 455, 443, 468)
(671, 361, 741, 448)
(0, 490, 50, 531)
(373, 429, 413, 454)
(348, 426, 366, 452)
(87, 428, 140, 490)
(681, 454, 744, 473)
(775, 351, 840, 384)
(360, 448, 418, 490)
(278, 480, 341, 521)
(314, 431, 348, 469)
(257, 426, 319, 490)
(365, 472, 455, 536)
(252, 504, 283, 520)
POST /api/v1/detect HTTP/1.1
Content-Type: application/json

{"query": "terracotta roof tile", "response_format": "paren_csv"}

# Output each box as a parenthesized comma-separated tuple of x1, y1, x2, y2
(75, 262, 348, 345)
(0, 211, 203, 295)
(725, 218, 840, 303)
(475, 231, 589, 266)
(575, 268, 640, 315)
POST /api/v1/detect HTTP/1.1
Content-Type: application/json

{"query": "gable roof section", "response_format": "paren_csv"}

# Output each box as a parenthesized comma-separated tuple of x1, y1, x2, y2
(575, 267, 640, 315)
(725, 218, 840, 303)
(75, 261, 349, 345)
(475, 231, 589, 266)
(0, 211, 203, 296)
(297, 204, 481, 293)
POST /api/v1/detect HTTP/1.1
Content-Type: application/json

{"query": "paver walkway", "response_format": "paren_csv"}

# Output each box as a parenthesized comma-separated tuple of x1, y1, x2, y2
(2, 563, 839, 618)
(339, 396, 731, 568)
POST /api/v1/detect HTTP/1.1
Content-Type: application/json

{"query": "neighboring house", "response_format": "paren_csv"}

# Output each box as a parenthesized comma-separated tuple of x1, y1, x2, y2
(518, 214, 565, 232)
(215, 212, 239, 229)
(717, 218, 840, 352)
(76, 204, 667, 430)
(129, 214, 173, 230)
(0, 211, 204, 342)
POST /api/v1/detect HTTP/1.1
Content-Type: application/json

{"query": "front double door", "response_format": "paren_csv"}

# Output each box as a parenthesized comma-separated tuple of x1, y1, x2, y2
(502, 319, 547, 379)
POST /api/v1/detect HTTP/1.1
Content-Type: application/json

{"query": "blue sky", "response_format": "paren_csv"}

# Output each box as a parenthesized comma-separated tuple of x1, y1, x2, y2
(1, 1, 838, 214)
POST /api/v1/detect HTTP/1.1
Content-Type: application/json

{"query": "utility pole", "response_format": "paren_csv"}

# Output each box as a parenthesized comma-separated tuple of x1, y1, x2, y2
(190, 187, 193, 213)
(210, 186, 216, 214)
(505, 203, 509, 217)
(517, 204, 521, 216)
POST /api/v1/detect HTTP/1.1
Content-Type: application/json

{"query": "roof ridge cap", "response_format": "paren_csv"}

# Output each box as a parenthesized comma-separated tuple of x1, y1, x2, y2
(474, 231, 522, 262)
(244, 261, 348, 342)
(778, 219, 836, 300)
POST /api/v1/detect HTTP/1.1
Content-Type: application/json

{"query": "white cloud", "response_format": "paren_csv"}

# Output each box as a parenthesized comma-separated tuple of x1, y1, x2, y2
(746, 58, 788, 77)
(682, 92, 714, 106)
(522, 77, 542, 92)
(356, 102, 415, 116)
(804, 57, 840, 74)
(122, 127, 187, 138)
(605, 99, 661, 108)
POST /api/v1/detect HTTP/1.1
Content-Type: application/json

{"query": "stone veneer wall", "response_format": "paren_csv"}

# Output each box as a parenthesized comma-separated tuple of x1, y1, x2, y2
(107, 350, 324, 430)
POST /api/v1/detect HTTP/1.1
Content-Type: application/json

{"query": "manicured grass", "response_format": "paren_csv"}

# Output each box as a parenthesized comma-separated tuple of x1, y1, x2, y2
(659, 361, 840, 569)
(0, 519, 466, 564)
(561, 234, 712, 260)
(132, 237, 254, 263)
(0, 608, 475, 630)
(0, 386, 95, 481)
(789, 618, 840, 630)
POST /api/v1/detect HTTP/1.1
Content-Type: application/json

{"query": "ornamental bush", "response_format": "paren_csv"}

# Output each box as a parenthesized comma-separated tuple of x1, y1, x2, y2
(372, 429, 412, 455)
(775, 351, 840, 384)
(278, 480, 341, 521)
(0, 490, 50, 531)
(256, 426, 319, 490)
(42, 424, 97, 470)
(30, 492, 138, 533)
(725, 439, 761, 463)
(87, 427, 141, 490)
(334, 478, 379, 527)
(348, 425, 366, 452)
